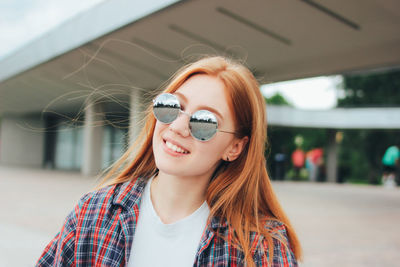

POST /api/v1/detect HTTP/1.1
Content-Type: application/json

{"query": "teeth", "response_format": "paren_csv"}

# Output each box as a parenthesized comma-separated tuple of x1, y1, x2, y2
(166, 141, 189, 154)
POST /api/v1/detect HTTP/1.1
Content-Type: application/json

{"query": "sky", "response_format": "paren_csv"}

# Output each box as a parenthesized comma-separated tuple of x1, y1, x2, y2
(261, 76, 342, 110)
(0, 0, 339, 110)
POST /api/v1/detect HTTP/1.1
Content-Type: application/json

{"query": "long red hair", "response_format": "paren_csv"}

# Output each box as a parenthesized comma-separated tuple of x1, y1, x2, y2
(98, 56, 302, 265)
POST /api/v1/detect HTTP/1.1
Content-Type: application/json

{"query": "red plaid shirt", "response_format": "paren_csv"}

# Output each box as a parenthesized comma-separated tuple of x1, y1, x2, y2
(36, 177, 298, 266)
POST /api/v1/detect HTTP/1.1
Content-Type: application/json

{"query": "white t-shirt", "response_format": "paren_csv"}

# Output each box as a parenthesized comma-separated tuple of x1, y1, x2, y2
(128, 177, 210, 267)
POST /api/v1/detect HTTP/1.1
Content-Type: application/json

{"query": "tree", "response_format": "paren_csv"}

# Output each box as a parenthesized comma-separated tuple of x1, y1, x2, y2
(264, 92, 291, 106)
(337, 69, 400, 184)
(339, 69, 400, 107)
(264, 92, 327, 180)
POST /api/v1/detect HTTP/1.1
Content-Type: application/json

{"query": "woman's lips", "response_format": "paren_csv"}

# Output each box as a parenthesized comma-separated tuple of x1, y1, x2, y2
(162, 139, 190, 157)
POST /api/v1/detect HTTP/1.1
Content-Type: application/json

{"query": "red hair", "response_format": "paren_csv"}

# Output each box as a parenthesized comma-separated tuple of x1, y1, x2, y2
(98, 56, 302, 265)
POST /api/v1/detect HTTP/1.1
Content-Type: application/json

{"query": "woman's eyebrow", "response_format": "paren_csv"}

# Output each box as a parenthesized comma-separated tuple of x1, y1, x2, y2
(174, 91, 223, 120)
(174, 91, 188, 104)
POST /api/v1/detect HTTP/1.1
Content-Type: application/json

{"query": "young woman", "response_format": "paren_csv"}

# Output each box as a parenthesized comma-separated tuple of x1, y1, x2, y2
(36, 56, 302, 266)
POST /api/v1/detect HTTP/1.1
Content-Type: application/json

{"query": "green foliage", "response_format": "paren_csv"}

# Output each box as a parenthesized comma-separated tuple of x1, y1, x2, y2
(339, 69, 400, 107)
(266, 126, 327, 180)
(298, 129, 328, 151)
(286, 168, 309, 181)
(337, 69, 400, 184)
(264, 93, 291, 106)
(338, 129, 400, 184)
(265, 72, 400, 184)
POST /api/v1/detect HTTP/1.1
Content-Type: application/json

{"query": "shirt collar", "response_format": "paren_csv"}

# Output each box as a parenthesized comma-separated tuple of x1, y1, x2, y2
(209, 215, 228, 230)
(111, 176, 229, 231)
(112, 177, 147, 209)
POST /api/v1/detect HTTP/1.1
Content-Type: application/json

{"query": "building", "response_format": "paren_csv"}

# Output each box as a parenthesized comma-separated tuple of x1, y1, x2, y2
(1, 0, 400, 179)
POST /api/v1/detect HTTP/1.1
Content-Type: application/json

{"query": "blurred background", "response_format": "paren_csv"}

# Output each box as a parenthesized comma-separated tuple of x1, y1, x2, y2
(0, 0, 400, 266)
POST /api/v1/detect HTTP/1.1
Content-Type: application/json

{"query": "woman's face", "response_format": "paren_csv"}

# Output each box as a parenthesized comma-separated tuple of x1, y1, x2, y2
(152, 74, 239, 180)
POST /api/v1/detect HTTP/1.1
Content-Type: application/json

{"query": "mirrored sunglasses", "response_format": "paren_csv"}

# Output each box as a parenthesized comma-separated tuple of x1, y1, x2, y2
(152, 93, 236, 141)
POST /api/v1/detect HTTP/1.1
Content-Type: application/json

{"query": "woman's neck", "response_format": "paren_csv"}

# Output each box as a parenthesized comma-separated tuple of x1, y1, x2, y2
(150, 172, 210, 224)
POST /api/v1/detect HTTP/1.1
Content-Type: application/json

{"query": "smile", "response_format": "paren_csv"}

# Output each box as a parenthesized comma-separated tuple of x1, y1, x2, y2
(165, 140, 190, 154)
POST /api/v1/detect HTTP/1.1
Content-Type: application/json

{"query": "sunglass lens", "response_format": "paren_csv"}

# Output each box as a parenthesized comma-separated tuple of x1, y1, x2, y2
(189, 110, 218, 141)
(153, 93, 180, 123)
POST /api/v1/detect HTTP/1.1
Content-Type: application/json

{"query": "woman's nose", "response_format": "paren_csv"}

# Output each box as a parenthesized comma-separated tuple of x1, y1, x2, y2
(169, 111, 190, 137)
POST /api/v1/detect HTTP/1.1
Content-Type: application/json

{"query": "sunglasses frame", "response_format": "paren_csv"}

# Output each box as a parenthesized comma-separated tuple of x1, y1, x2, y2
(152, 93, 236, 141)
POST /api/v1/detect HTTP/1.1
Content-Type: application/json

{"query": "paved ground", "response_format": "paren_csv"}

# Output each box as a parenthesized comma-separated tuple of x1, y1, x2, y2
(1, 166, 399, 267)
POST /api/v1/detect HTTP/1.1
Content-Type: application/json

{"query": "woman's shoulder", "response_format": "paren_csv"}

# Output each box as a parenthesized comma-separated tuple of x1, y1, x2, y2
(77, 183, 118, 207)
(75, 177, 145, 213)
(244, 219, 291, 249)
(263, 219, 290, 242)
(254, 219, 298, 266)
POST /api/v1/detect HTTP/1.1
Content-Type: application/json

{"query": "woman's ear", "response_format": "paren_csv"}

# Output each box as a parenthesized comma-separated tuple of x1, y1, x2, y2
(223, 136, 249, 161)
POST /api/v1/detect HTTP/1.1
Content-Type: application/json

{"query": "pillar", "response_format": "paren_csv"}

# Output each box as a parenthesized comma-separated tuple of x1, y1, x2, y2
(326, 129, 338, 183)
(0, 115, 44, 167)
(129, 89, 146, 146)
(82, 99, 104, 176)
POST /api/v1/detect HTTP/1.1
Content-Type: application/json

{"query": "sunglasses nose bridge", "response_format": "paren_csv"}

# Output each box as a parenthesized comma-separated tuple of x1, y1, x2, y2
(179, 109, 191, 118)
(169, 109, 191, 137)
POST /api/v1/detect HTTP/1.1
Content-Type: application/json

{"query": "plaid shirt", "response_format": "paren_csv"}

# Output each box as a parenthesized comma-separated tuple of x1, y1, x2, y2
(36, 177, 298, 266)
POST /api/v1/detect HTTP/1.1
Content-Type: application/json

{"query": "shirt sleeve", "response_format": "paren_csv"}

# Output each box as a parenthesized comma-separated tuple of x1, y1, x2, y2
(254, 221, 298, 267)
(35, 198, 82, 266)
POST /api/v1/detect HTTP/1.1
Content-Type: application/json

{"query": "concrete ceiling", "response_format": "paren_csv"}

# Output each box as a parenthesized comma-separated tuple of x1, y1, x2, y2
(1, 0, 400, 116)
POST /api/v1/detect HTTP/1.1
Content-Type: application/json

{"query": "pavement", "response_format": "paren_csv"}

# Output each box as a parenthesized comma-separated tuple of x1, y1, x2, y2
(1, 166, 399, 267)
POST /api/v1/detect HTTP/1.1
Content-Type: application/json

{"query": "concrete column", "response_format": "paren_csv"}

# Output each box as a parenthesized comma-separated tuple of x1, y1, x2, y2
(0, 115, 44, 168)
(326, 129, 338, 183)
(82, 99, 104, 176)
(129, 89, 146, 145)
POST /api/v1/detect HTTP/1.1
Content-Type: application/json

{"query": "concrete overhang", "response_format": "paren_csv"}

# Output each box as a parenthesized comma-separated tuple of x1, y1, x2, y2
(267, 105, 400, 129)
(1, 0, 400, 116)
